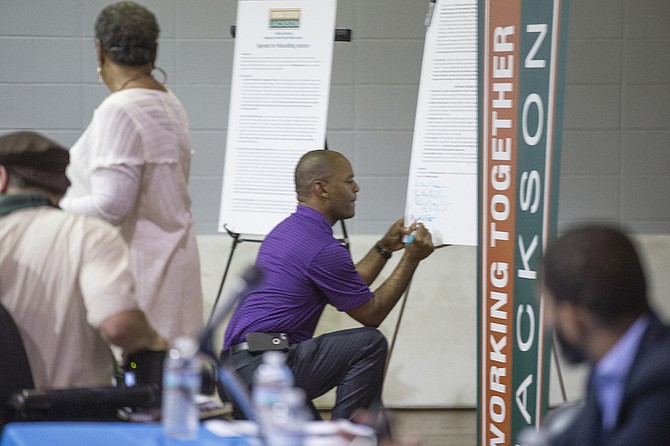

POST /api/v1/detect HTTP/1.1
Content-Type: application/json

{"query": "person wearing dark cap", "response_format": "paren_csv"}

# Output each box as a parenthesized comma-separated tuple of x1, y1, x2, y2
(60, 1, 203, 343)
(539, 224, 670, 446)
(0, 131, 167, 388)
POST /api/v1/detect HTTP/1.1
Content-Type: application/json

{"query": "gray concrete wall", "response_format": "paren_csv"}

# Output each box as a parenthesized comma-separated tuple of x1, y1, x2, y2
(199, 234, 670, 408)
(1, 0, 669, 407)
(1, 0, 669, 234)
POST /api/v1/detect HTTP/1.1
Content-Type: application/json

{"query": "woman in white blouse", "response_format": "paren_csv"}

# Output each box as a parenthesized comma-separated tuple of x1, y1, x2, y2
(61, 1, 203, 343)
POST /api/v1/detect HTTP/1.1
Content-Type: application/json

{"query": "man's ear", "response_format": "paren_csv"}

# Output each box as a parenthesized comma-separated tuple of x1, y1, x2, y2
(0, 165, 9, 193)
(313, 180, 328, 198)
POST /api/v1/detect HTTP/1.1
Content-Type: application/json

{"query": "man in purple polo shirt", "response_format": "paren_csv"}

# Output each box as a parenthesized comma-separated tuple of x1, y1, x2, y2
(221, 149, 434, 420)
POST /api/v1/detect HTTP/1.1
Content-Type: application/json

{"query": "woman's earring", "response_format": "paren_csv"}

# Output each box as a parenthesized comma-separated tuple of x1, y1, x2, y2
(152, 66, 168, 84)
(97, 66, 102, 85)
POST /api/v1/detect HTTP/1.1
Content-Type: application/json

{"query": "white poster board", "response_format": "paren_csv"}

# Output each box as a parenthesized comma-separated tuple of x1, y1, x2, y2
(404, 0, 478, 246)
(218, 0, 337, 235)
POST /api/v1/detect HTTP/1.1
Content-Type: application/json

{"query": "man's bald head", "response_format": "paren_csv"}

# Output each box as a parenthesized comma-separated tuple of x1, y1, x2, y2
(295, 150, 347, 202)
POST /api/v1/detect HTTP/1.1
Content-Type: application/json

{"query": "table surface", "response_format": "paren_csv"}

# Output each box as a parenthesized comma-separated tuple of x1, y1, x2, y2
(1, 419, 376, 446)
(0, 422, 251, 446)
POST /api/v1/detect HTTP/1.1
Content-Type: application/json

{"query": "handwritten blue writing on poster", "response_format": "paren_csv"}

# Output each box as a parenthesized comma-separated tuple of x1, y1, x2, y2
(410, 179, 449, 223)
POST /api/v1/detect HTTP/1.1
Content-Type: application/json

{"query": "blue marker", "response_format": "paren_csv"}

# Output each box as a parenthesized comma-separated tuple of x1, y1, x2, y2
(403, 232, 416, 244)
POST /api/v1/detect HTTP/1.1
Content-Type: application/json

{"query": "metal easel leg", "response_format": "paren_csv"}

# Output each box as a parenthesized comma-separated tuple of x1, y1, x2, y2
(207, 231, 241, 327)
(552, 337, 568, 403)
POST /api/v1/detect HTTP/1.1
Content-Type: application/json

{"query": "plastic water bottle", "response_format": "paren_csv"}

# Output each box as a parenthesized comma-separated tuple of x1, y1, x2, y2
(517, 427, 550, 446)
(162, 336, 201, 440)
(253, 351, 310, 445)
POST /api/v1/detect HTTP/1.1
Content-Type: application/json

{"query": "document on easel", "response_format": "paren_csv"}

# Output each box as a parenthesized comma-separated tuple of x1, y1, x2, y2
(218, 0, 337, 236)
(404, 0, 478, 246)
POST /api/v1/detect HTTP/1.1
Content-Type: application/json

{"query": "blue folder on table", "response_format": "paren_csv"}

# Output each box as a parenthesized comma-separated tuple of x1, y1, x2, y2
(0, 422, 251, 446)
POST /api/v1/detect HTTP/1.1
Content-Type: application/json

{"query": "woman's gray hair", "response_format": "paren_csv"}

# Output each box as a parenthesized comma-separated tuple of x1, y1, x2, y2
(95, 1, 160, 66)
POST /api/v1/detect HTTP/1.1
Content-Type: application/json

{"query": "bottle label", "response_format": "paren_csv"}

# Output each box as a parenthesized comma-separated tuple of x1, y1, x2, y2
(164, 370, 199, 390)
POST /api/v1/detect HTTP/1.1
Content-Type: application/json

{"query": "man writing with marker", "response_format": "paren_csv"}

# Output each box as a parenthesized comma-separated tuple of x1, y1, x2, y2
(221, 149, 435, 419)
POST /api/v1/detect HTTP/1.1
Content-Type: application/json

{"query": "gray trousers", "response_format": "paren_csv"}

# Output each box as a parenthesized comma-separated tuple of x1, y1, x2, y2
(219, 327, 388, 420)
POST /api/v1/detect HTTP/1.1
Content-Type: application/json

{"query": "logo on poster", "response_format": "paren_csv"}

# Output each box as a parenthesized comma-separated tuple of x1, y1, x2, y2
(269, 9, 301, 29)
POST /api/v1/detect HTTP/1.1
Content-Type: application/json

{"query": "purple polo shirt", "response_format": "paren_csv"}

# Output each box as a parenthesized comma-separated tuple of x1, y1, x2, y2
(223, 205, 373, 349)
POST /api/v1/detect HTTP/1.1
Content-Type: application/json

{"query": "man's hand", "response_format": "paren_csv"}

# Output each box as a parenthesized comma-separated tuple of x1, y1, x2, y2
(378, 219, 434, 260)
(99, 310, 168, 362)
(377, 218, 410, 253)
(349, 221, 435, 327)
(403, 222, 434, 262)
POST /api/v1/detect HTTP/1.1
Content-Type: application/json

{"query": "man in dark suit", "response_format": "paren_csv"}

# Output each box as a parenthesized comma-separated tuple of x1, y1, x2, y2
(540, 224, 670, 446)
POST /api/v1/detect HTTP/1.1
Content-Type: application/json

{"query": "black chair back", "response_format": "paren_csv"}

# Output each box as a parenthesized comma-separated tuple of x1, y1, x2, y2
(0, 303, 161, 427)
(0, 303, 35, 431)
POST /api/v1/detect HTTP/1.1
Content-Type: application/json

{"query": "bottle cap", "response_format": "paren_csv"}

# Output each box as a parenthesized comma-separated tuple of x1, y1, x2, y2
(263, 350, 287, 363)
(173, 336, 198, 357)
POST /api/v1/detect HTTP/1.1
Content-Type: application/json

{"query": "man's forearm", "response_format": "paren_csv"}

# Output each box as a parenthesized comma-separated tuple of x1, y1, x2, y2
(99, 310, 167, 355)
(355, 243, 392, 285)
(348, 253, 422, 327)
(349, 221, 434, 327)
(356, 218, 409, 285)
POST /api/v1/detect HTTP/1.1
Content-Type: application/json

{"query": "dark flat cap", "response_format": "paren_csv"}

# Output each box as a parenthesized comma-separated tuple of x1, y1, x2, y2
(0, 131, 70, 194)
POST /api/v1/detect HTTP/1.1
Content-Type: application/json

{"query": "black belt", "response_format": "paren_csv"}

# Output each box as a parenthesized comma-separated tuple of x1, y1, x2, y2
(220, 342, 250, 360)
(221, 332, 290, 360)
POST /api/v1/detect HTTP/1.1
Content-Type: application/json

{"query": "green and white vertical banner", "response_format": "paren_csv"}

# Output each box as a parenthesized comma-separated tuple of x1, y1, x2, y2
(477, 0, 569, 445)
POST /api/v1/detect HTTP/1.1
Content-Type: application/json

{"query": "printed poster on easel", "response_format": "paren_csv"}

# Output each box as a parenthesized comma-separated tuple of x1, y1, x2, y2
(218, 0, 337, 235)
(404, 0, 478, 246)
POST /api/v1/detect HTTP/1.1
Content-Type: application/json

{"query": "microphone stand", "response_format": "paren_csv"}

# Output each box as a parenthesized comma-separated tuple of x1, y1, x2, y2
(197, 335, 257, 423)
(198, 266, 264, 423)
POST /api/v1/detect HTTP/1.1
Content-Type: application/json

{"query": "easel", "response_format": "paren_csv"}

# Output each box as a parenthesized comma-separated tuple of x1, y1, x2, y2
(207, 26, 354, 328)
(210, 25, 414, 374)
